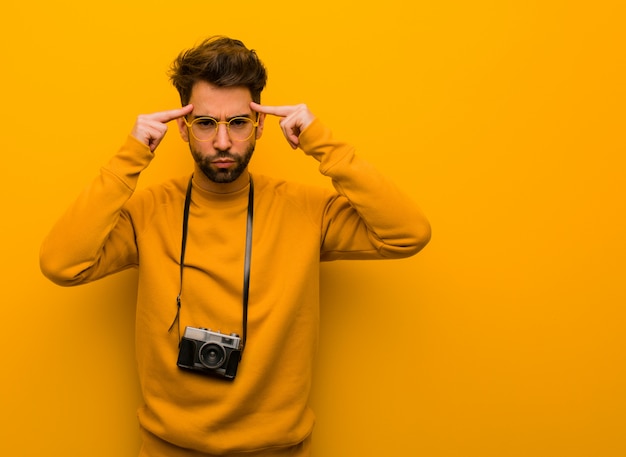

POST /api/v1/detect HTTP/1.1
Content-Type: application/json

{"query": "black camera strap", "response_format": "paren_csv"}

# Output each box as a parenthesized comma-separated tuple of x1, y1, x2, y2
(169, 175, 254, 354)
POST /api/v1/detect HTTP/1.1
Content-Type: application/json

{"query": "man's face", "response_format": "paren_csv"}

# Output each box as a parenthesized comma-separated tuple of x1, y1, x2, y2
(177, 81, 265, 190)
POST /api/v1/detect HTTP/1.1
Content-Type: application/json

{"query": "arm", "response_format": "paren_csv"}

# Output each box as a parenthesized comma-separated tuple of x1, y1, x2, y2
(40, 105, 193, 285)
(251, 102, 431, 260)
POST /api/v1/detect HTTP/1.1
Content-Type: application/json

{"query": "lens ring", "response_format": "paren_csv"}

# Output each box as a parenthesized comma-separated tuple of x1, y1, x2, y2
(228, 117, 254, 141)
(199, 342, 226, 369)
(191, 117, 217, 142)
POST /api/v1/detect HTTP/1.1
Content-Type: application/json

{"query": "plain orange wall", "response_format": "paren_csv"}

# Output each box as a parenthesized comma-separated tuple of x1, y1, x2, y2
(2, 1, 625, 456)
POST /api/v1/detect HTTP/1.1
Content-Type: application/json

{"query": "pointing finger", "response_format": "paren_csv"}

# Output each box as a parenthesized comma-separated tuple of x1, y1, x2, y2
(150, 104, 194, 123)
(250, 102, 297, 118)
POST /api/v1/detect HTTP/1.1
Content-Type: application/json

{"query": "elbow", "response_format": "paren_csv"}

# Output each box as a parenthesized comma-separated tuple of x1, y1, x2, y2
(386, 219, 431, 259)
(39, 244, 82, 287)
(410, 220, 432, 255)
(391, 201, 432, 258)
(39, 257, 72, 287)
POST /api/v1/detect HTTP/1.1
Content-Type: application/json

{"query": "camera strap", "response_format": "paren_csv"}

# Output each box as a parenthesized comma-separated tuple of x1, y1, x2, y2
(169, 175, 254, 354)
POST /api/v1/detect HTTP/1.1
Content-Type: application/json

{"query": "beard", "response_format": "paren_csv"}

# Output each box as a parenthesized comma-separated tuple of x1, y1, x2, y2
(190, 143, 255, 184)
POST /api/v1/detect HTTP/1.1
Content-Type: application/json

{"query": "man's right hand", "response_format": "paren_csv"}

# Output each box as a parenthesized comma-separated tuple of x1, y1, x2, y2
(131, 104, 193, 152)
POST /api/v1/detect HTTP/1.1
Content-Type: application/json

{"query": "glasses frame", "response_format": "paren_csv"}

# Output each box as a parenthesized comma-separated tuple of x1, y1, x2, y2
(183, 114, 259, 142)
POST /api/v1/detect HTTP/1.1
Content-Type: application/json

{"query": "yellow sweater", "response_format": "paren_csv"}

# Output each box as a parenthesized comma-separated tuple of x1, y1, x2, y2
(40, 119, 430, 455)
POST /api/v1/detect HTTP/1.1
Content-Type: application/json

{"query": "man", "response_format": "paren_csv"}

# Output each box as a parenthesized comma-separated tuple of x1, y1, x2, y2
(40, 36, 431, 457)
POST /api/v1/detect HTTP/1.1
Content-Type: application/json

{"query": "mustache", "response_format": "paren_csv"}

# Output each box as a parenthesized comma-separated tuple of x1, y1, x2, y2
(213, 151, 237, 160)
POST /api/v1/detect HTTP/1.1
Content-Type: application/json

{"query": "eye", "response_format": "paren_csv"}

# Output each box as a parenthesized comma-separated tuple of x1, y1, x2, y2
(195, 118, 217, 129)
(229, 118, 250, 129)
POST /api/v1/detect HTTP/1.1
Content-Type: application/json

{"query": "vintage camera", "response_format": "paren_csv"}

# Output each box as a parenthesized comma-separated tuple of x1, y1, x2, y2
(177, 326, 242, 380)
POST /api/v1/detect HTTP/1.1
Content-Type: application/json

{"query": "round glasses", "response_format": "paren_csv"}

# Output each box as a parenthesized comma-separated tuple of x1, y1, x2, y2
(183, 116, 259, 142)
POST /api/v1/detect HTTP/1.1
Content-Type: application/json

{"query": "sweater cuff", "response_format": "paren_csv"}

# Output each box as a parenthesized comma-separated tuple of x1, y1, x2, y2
(104, 135, 154, 189)
(298, 118, 354, 175)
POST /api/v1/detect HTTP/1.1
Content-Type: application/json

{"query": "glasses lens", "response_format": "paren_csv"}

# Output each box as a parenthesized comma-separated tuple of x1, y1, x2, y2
(190, 117, 255, 142)
(228, 118, 254, 141)
(191, 118, 217, 141)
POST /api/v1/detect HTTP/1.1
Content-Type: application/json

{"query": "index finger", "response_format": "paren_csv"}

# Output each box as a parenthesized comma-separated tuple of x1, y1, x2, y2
(250, 102, 296, 118)
(150, 104, 194, 123)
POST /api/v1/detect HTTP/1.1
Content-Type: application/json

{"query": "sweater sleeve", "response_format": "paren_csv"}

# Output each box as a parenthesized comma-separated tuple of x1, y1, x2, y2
(299, 119, 431, 261)
(40, 136, 154, 286)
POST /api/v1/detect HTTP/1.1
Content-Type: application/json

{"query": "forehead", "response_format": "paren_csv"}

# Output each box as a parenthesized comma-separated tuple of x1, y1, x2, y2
(189, 81, 253, 116)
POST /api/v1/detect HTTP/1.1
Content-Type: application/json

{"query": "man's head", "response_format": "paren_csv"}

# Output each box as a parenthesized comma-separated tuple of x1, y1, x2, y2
(170, 37, 268, 192)
(169, 36, 267, 106)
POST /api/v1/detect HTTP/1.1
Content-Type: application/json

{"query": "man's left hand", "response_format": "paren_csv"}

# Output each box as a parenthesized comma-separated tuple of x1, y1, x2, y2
(251, 102, 316, 149)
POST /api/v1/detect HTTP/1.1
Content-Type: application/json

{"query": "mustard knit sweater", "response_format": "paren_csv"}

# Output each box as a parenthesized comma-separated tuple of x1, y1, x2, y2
(40, 119, 430, 455)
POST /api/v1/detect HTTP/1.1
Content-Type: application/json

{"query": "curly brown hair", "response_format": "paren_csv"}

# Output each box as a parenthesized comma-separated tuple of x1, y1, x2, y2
(169, 36, 267, 106)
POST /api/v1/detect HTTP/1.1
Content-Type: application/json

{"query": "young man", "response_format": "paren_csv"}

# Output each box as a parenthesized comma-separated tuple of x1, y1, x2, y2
(40, 36, 431, 456)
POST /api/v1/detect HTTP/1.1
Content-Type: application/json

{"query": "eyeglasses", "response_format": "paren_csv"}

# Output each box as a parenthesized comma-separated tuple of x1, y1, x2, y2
(183, 116, 259, 142)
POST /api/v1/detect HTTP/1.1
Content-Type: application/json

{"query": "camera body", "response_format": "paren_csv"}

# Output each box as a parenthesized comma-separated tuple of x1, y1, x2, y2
(177, 326, 242, 380)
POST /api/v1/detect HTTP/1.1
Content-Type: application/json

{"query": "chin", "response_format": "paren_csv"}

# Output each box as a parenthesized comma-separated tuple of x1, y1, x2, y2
(201, 166, 244, 184)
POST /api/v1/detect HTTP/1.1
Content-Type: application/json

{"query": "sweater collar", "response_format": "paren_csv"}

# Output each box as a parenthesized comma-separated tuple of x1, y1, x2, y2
(190, 174, 251, 206)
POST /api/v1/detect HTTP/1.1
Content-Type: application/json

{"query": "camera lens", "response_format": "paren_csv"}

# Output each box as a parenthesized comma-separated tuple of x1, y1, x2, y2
(199, 342, 226, 369)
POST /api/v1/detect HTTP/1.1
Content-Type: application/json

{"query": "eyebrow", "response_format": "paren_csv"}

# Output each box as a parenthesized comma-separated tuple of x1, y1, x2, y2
(191, 113, 253, 121)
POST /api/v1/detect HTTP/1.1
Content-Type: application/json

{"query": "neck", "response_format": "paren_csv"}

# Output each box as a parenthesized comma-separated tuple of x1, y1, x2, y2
(193, 166, 250, 194)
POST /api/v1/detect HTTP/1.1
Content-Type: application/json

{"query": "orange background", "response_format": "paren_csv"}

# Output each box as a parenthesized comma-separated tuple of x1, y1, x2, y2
(1, 1, 625, 456)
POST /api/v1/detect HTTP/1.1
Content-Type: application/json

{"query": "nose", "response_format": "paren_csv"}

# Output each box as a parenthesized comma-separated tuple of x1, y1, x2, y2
(212, 122, 232, 149)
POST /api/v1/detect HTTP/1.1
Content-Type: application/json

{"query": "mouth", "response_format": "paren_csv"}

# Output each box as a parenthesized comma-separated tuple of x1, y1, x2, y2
(212, 158, 236, 168)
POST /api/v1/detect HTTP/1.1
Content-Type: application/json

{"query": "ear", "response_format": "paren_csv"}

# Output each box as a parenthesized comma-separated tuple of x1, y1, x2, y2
(255, 112, 266, 140)
(176, 117, 190, 142)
